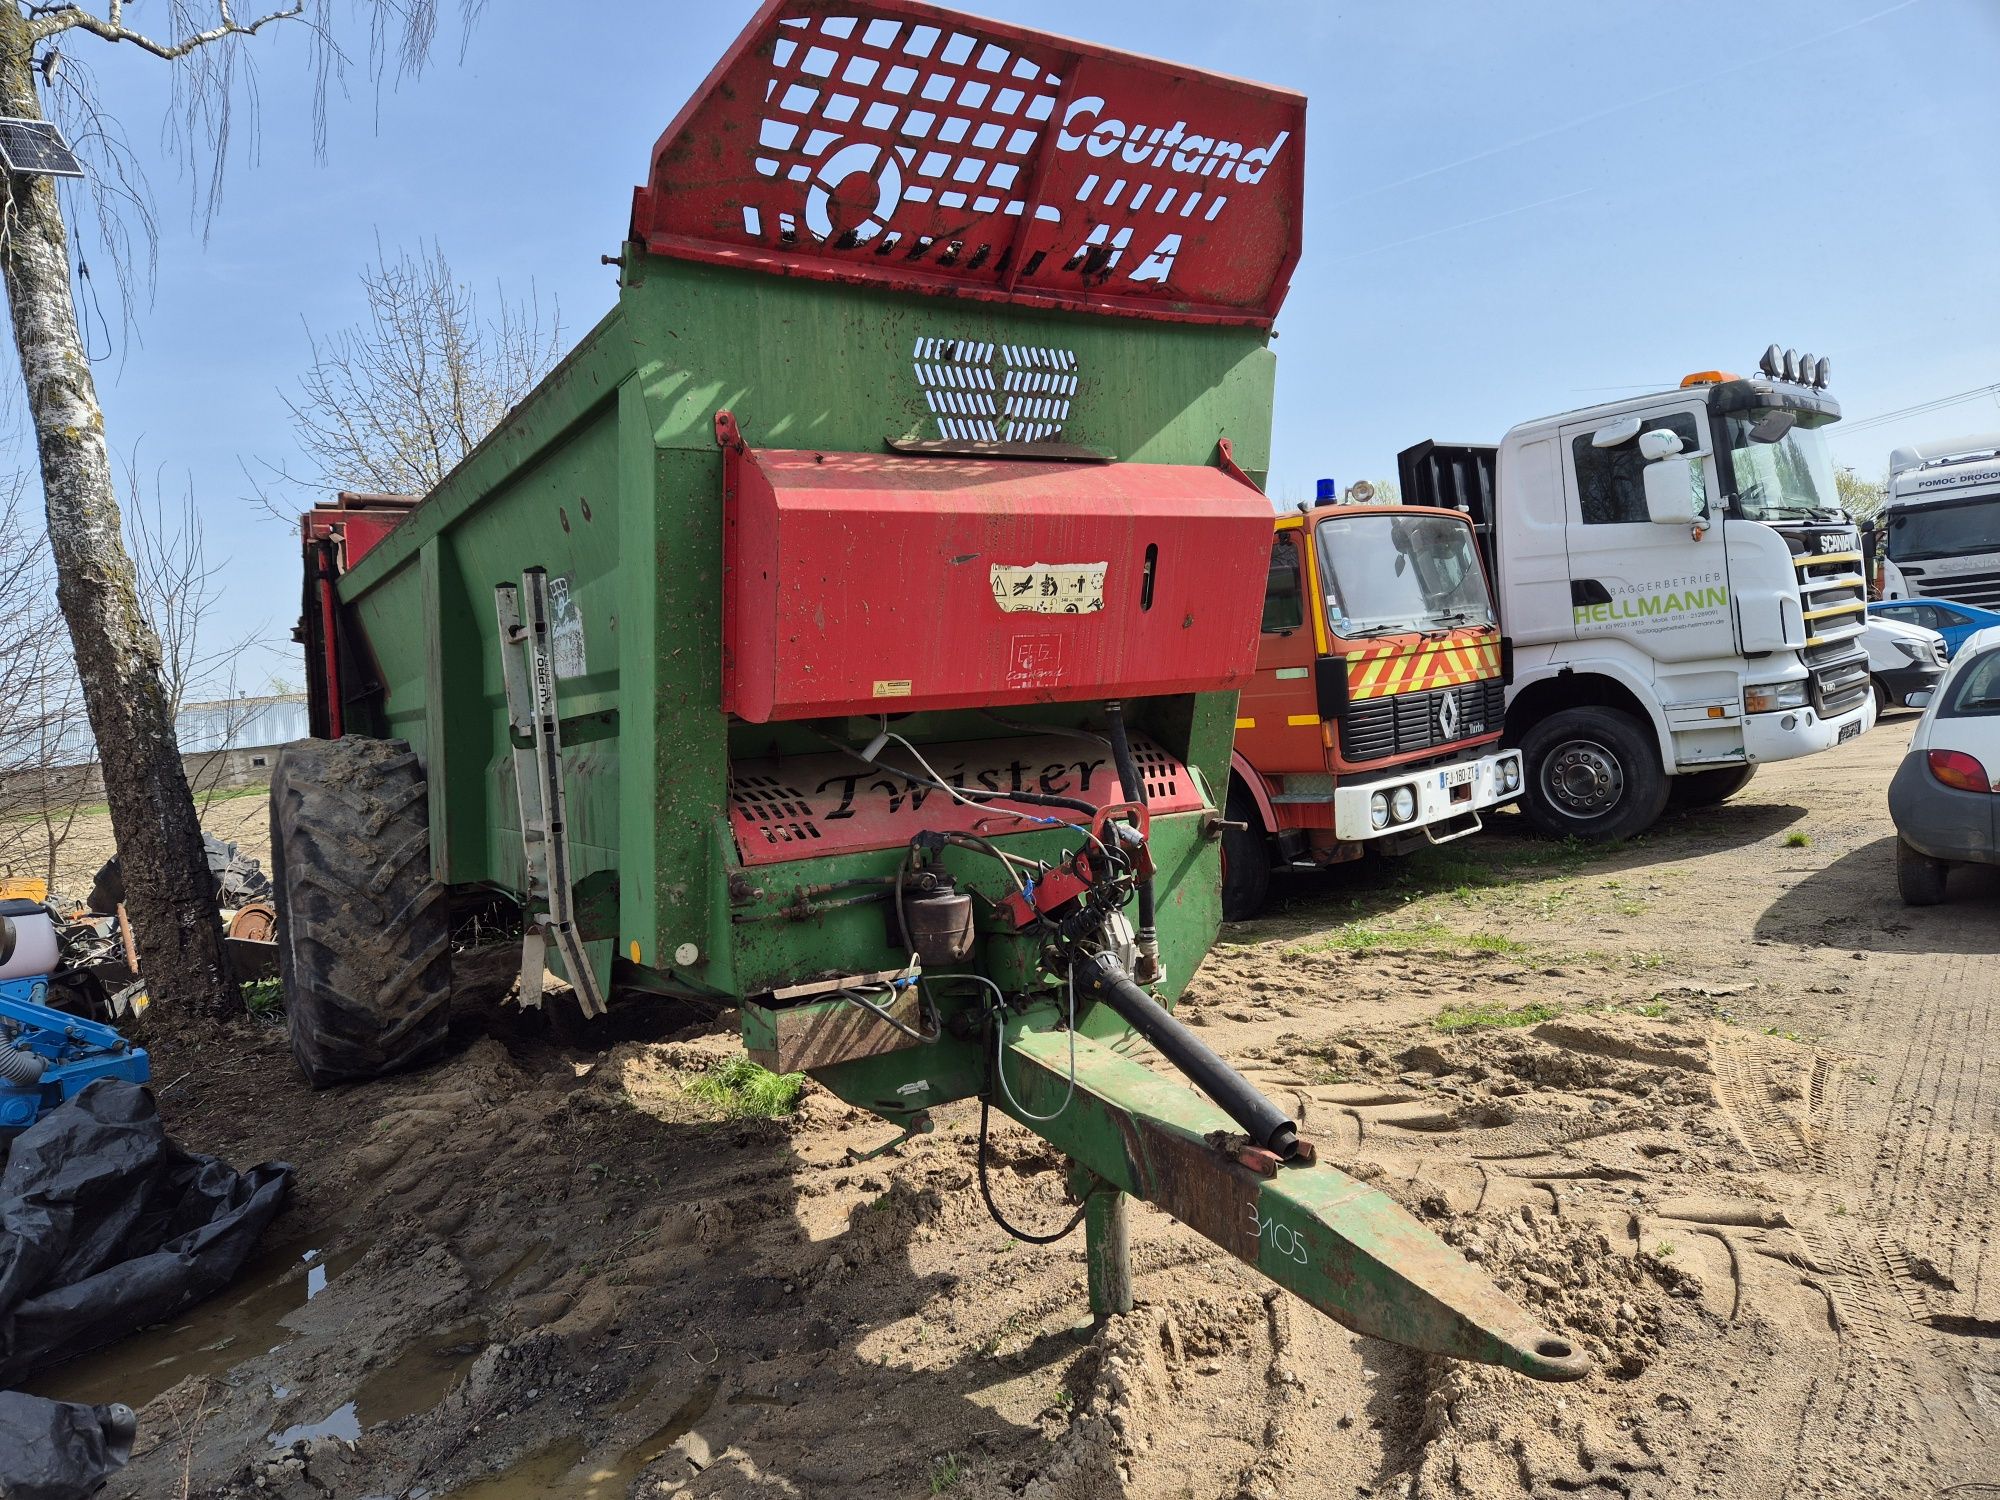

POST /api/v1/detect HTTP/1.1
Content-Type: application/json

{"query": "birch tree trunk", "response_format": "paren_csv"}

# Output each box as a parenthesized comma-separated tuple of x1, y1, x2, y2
(0, 13, 236, 1018)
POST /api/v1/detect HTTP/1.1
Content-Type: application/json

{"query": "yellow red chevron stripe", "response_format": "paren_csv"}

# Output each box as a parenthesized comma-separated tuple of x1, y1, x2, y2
(1344, 633, 1501, 701)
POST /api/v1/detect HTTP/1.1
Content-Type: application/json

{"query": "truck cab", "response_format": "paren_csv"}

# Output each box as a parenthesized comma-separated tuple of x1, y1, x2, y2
(1876, 435, 2000, 608)
(1402, 347, 1875, 842)
(1223, 501, 1524, 917)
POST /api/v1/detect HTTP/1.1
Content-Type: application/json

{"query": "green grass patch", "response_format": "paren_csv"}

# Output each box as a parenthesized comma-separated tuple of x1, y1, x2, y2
(241, 977, 284, 1018)
(6, 780, 270, 826)
(929, 1453, 968, 1494)
(1634, 999, 1669, 1019)
(686, 1056, 805, 1118)
(1782, 831, 1811, 848)
(1432, 999, 1560, 1033)
(1369, 837, 1617, 905)
(1287, 920, 1529, 960)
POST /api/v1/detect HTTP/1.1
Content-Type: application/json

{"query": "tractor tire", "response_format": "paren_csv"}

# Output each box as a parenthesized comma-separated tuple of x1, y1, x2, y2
(1895, 836, 1950, 907)
(1518, 706, 1669, 843)
(1219, 781, 1272, 922)
(271, 737, 451, 1088)
(88, 832, 273, 915)
(1668, 764, 1758, 810)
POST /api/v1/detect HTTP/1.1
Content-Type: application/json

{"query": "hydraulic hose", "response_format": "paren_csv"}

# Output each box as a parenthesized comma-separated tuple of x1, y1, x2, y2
(0, 1045, 46, 1086)
(1103, 703, 1160, 982)
(1072, 950, 1299, 1158)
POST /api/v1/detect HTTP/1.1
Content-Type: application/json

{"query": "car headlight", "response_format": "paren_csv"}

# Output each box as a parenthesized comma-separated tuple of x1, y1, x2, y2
(1390, 785, 1417, 824)
(1895, 638, 1935, 664)
(1370, 791, 1390, 830)
(1744, 680, 1810, 713)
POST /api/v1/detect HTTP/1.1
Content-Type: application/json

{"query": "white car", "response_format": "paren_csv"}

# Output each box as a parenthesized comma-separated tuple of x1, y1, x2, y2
(1887, 625, 2000, 903)
(1862, 615, 1948, 716)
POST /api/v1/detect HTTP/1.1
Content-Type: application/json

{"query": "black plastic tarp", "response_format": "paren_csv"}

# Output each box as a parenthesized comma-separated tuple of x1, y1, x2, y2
(1, 1078, 293, 1383)
(0, 1079, 291, 1497)
(0, 1392, 137, 1500)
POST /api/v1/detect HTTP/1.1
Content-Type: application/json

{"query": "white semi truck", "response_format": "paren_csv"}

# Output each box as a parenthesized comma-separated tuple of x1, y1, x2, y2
(1400, 345, 1874, 841)
(1875, 435, 2000, 607)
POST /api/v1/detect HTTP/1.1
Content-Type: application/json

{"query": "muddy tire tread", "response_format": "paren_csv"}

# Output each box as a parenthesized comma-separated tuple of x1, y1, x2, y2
(1220, 780, 1272, 922)
(272, 736, 451, 1087)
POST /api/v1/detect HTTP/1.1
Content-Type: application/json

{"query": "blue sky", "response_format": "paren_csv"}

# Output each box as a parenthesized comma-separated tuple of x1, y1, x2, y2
(9, 0, 1997, 667)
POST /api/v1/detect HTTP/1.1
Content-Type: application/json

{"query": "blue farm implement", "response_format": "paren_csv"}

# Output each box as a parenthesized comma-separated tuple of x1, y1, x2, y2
(0, 909, 149, 1130)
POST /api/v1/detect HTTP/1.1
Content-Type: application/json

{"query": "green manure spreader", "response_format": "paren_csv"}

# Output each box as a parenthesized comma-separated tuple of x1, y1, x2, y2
(279, 0, 1589, 1382)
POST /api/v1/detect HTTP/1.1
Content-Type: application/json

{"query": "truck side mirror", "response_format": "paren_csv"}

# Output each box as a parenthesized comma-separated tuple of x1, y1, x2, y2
(1591, 416, 1643, 449)
(1642, 456, 1701, 526)
(1637, 429, 1684, 461)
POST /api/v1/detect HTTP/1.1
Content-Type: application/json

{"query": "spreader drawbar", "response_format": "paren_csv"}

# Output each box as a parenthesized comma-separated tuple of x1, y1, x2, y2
(999, 1015, 1592, 1381)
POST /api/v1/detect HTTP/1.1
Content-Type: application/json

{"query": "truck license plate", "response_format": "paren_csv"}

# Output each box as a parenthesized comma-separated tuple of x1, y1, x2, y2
(1439, 764, 1475, 789)
(1838, 718, 1862, 744)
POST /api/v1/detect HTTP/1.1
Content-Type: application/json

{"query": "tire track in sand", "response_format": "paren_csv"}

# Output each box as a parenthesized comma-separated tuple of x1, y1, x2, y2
(1862, 952, 2000, 1329)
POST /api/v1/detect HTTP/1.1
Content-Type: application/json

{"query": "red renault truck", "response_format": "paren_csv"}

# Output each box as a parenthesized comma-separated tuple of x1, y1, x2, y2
(1222, 493, 1523, 916)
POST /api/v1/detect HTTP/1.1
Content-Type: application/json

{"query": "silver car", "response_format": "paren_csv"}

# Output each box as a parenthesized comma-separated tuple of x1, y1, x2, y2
(1888, 625, 2000, 904)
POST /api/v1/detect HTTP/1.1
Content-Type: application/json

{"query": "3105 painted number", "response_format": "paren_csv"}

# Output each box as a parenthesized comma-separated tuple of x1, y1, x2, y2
(1244, 1201, 1309, 1266)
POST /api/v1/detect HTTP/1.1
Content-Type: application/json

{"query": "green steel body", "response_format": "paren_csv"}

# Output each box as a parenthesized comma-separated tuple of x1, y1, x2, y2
(318, 244, 1591, 1382)
(335, 249, 1268, 1007)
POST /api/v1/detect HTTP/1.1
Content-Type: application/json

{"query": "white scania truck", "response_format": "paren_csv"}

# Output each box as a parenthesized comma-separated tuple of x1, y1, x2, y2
(1400, 346, 1874, 841)
(1875, 435, 2000, 607)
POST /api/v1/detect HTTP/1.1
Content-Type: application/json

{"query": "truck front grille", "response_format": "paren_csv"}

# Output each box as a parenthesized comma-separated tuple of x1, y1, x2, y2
(1810, 652, 1871, 719)
(1338, 679, 1504, 763)
(1797, 576, 1867, 645)
(1803, 636, 1859, 669)
(1901, 567, 2000, 609)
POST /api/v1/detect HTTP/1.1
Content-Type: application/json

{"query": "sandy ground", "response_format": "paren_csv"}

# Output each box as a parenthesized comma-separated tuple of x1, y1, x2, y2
(18, 715, 2000, 1499)
(5, 785, 272, 902)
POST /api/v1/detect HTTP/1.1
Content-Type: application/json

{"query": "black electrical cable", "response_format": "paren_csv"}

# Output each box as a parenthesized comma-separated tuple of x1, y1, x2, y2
(978, 709, 1114, 753)
(835, 984, 941, 1043)
(976, 1092, 1091, 1245)
(819, 731, 1099, 819)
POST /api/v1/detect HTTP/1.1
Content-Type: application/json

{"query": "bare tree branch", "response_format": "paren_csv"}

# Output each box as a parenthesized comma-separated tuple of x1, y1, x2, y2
(0, 0, 487, 1017)
(266, 237, 562, 498)
(34, 2, 305, 61)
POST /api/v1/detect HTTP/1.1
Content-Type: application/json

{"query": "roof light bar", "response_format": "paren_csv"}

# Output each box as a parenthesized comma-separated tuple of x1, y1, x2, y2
(1755, 343, 1830, 390)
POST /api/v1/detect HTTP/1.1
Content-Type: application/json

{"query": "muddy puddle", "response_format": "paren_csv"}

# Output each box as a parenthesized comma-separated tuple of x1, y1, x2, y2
(351, 1318, 490, 1428)
(269, 1401, 363, 1447)
(438, 1374, 721, 1499)
(26, 1237, 370, 1410)
(264, 1317, 492, 1453)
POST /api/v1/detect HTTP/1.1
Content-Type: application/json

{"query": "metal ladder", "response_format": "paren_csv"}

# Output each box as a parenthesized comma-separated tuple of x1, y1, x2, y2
(494, 569, 607, 1018)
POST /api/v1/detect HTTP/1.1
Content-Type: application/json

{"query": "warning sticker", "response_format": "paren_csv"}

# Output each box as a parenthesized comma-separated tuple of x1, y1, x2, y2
(872, 679, 913, 698)
(548, 573, 588, 679)
(989, 562, 1107, 615)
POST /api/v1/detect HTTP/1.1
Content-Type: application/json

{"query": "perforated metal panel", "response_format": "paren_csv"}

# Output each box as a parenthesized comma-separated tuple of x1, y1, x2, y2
(631, 0, 1305, 326)
(912, 337, 1078, 442)
(727, 734, 1203, 866)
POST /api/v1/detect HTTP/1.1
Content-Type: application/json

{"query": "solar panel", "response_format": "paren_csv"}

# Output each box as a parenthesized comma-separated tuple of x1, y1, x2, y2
(0, 118, 84, 179)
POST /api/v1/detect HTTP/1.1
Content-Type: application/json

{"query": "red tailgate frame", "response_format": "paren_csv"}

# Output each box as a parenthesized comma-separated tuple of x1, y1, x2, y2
(630, 0, 1305, 327)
